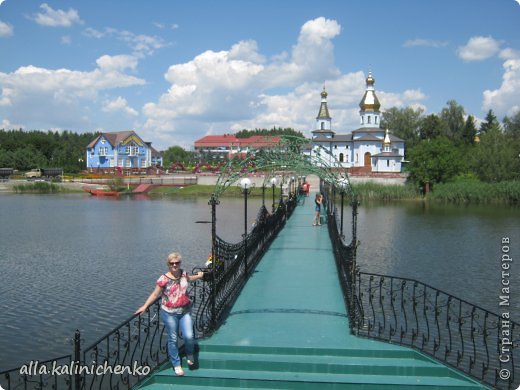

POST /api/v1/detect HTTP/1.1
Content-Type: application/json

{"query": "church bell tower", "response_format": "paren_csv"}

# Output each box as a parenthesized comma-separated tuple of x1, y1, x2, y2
(359, 72, 381, 128)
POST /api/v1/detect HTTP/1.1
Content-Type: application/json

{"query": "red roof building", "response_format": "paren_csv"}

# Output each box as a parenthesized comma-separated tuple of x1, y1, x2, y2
(194, 134, 281, 158)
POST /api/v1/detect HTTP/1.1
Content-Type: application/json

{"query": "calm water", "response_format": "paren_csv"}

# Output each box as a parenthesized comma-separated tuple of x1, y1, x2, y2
(0, 194, 519, 371)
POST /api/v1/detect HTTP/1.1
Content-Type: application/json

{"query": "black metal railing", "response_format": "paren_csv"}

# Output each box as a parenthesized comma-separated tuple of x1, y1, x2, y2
(353, 272, 519, 389)
(0, 193, 299, 390)
(191, 193, 297, 338)
(323, 181, 519, 390)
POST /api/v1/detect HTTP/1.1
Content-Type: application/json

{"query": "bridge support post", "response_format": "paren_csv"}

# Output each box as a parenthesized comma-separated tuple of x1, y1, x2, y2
(271, 178, 277, 213)
(351, 196, 359, 290)
(209, 194, 219, 328)
(340, 189, 344, 237)
(74, 329, 81, 390)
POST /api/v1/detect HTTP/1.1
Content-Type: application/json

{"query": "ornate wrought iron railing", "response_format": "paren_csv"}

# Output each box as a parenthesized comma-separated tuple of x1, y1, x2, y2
(323, 181, 519, 390)
(191, 193, 297, 338)
(0, 194, 298, 390)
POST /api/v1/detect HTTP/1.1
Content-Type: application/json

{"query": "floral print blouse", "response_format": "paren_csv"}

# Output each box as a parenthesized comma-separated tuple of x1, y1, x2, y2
(156, 271, 191, 313)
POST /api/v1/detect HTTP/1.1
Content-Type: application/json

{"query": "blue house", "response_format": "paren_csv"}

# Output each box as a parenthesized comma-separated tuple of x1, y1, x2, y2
(86, 131, 162, 170)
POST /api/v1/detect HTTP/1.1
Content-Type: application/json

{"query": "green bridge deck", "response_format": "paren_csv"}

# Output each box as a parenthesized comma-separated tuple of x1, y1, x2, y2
(138, 198, 487, 389)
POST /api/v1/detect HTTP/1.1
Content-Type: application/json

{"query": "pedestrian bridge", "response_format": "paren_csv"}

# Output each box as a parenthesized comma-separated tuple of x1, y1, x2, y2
(136, 192, 489, 389)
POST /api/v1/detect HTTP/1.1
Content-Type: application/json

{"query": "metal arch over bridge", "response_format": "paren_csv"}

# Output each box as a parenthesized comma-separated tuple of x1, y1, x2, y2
(210, 135, 354, 200)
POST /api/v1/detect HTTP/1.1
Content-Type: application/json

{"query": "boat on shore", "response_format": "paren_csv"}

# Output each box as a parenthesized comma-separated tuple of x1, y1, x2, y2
(82, 187, 120, 197)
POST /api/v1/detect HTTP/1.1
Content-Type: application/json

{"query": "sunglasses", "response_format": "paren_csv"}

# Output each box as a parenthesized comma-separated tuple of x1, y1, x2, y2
(169, 261, 181, 266)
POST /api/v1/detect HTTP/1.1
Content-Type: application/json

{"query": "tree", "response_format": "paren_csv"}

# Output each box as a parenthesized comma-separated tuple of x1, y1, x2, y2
(461, 115, 478, 145)
(234, 127, 306, 139)
(439, 100, 465, 142)
(479, 109, 500, 135)
(162, 146, 192, 167)
(380, 106, 424, 148)
(0, 129, 99, 172)
(503, 111, 520, 140)
(419, 114, 443, 140)
(471, 126, 519, 182)
(407, 137, 465, 188)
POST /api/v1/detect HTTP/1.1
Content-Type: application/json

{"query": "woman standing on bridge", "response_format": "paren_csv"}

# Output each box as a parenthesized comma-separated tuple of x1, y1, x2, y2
(135, 252, 204, 376)
(312, 193, 322, 226)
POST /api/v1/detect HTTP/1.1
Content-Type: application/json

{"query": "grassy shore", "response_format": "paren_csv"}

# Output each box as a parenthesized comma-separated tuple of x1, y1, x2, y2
(426, 180, 520, 204)
(349, 183, 421, 202)
(12, 181, 62, 193)
(148, 184, 281, 198)
(7, 179, 519, 205)
(348, 180, 520, 205)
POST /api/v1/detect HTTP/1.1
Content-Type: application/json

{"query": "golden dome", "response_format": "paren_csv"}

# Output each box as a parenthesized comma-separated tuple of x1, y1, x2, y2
(321, 86, 328, 99)
(359, 72, 380, 112)
(366, 73, 375, 86)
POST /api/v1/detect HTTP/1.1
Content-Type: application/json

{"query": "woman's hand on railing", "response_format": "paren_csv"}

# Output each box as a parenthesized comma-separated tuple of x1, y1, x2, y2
(189, 271, 204, 282)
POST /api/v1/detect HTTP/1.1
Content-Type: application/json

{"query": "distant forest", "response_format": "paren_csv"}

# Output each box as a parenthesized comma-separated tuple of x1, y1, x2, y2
(0, 129, 99, 173)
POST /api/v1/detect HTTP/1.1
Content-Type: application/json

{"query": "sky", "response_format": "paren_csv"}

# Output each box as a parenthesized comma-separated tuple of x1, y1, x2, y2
(0, 0, 519, 150)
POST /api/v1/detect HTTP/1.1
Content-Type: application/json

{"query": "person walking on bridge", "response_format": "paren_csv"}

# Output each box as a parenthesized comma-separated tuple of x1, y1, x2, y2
(135, 252, 204, 376)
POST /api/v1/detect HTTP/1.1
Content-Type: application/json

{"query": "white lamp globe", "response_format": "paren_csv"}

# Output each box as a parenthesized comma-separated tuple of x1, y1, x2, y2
(240, 177, 252, 190)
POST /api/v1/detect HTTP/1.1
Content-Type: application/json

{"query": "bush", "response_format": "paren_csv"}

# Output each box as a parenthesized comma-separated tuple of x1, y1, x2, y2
(350, 183, 420, 201)
(427, 178, 520, 204)
(13, 182, 60, 193)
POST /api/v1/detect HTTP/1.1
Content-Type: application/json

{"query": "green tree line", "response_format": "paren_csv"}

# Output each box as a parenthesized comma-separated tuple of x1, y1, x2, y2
(381, 101, 520, 186)
(234, 126, 305, 139)
(0, 129, 99, 173)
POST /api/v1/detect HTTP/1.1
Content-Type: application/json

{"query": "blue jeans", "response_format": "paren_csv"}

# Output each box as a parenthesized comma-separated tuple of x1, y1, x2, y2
(160, 309, 195, 367)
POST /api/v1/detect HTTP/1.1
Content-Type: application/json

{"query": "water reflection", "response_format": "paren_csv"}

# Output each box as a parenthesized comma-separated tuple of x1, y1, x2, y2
(0, 193, 263, 371)
(352, 201, 520, 320)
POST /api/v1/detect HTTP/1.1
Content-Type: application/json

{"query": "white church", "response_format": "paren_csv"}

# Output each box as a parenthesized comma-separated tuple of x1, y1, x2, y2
(309, 72, 405, 174)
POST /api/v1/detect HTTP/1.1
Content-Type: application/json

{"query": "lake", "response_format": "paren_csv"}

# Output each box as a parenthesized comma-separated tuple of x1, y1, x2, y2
(0, 193, 518, 371)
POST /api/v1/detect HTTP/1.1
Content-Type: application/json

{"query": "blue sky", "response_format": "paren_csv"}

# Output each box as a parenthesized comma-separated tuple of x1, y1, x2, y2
(0, 0, 519, 150)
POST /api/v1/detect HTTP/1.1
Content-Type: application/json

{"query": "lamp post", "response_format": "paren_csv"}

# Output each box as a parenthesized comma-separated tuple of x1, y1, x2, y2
(270, 177, 277, 213)
(240, 177, 252, 279)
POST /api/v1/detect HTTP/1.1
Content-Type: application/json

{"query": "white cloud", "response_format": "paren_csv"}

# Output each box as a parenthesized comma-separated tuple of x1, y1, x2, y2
(83, 27, 167, 58)
(96, 54, 138, 72)
(229, 40, 266, 64)
(0, 118, 23, 130)
(103, 96, 138, 116)
(457, 36, 501, 61)
(0, 20, 13, 37)
(141, 18, 427, 149)
(32, 3, 83, 27)
(61, 35, 71, 45)
(499, 47, 520, 60)
(483, 58, 520, 117)
(403, 38, 448, 48)
(0, 56, 145, 129)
